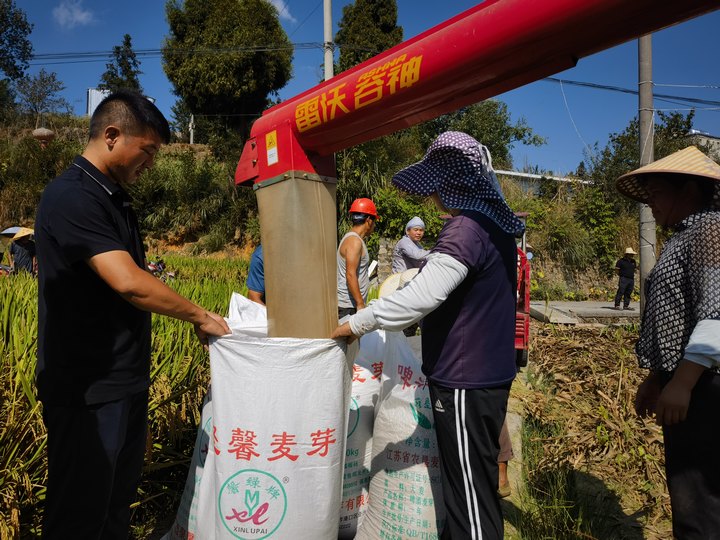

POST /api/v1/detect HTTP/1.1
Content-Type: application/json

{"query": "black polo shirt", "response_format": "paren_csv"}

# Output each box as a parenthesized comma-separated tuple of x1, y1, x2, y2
(35, 156, 151, 405)
(616, 257, 637, 279)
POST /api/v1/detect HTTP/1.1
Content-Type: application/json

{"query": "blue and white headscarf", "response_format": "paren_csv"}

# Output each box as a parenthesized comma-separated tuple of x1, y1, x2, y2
(392, 131, 524, 236)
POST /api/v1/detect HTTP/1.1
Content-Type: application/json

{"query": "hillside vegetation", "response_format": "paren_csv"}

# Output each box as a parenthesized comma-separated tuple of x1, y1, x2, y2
(1, 108, 717, 300)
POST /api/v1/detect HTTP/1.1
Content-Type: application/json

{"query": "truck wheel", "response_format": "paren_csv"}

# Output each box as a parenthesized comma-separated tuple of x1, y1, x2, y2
(516, 348, 528, 368)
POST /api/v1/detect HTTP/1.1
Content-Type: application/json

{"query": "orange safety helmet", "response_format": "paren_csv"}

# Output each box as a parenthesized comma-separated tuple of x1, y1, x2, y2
(348, 198, 379, 219)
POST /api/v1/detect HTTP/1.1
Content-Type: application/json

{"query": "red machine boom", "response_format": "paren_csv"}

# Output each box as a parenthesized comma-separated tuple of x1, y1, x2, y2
(236, 0, 719, 187)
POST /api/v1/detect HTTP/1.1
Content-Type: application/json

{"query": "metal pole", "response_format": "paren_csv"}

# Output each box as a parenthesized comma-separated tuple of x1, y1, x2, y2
(638, 34, 656, 313)
(189, 114, 195, 145)
(323, 0, 334, 81)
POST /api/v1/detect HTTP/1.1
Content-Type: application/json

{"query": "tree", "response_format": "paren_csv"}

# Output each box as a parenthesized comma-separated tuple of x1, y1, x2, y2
(587, 111, 712, 213)
(98, 34, 143, 92)
(15, 69, 72, 127)
(163, 0, 292, 140)
(550, 111, 716, 273)
(416, 101, 546, 169)
(333, 0, 404, 234)
(0, 77, 17, 121)
(334, 0, 403, 74)
(336, 101, 545, 244)
(0, 0, 33, 80)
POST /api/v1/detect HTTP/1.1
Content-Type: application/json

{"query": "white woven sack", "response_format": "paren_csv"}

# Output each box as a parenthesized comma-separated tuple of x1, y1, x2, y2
(163, 294, 352, 540)
(211, 294, 351, 539)
(355, 333, 445, 540)
(338, 331, 386, 539)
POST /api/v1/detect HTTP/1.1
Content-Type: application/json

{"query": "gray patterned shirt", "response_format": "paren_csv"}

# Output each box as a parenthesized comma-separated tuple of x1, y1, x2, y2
(637, 210, 720, 372)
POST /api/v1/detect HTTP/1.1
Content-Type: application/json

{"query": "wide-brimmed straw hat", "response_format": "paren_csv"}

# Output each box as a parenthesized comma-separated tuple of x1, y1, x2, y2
(378, 268, 419, 298)
(624, 247, 636, 255)
(12, 227, 34, 241)
(392, 131, 525, 236)
(616, 146, 720, 206)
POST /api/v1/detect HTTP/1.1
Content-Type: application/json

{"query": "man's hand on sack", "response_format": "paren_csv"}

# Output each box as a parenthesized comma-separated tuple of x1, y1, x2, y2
(194, 311, 231, 350)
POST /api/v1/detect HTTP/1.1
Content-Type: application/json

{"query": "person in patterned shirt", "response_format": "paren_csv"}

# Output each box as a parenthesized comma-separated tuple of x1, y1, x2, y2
(616, 146, 720, 539)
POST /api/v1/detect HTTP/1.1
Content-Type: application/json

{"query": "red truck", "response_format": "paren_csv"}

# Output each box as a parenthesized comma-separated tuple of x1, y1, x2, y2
(515, 213, 531, 367)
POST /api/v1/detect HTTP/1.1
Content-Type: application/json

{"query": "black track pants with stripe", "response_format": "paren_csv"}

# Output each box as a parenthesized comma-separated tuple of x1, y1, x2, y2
(430, 383, 510, 540)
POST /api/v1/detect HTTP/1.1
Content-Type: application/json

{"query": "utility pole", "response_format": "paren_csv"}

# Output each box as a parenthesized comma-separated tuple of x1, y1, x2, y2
(189, 114, 195, 145)
(638, 34, 656, 313)
(323, 0, 334, 81)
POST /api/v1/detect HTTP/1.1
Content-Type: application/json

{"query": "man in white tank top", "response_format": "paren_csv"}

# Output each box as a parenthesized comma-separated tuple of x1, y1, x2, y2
(337, 198, 378, 319)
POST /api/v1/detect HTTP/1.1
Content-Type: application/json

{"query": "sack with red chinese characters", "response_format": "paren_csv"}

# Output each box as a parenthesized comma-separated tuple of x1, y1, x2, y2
(355, 333, 445, 540)
(165, 294, 352, 540)
(338, 331, 385, 539)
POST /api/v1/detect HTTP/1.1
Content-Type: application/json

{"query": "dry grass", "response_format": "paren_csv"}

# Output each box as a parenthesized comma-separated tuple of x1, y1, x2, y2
(514, 322, 671, 539)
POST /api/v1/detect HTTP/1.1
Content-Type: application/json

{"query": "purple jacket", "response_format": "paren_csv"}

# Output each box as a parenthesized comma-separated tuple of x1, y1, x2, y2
(420, 211, 517, 389)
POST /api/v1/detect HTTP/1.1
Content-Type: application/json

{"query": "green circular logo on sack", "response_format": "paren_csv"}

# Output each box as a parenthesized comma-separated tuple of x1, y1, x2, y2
(218, 469, 287, 539)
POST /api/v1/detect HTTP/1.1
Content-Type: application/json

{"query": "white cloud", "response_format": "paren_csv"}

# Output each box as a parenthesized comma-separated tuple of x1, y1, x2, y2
(268, 0, 297, 24)
(52, 0, 96, 30)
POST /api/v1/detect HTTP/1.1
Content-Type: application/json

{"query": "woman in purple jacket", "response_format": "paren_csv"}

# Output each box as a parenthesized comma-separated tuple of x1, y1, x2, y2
(332, 131, 523, 540)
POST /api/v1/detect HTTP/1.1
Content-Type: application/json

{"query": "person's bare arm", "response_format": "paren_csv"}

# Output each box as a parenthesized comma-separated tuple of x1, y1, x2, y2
(87, 250, 230, 345)
(341, 236, 365, 310)
(247, 290, 265, 306)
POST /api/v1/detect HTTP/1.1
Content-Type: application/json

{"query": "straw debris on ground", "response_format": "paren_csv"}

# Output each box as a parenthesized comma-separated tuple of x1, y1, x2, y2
(515, 322, 671, 539)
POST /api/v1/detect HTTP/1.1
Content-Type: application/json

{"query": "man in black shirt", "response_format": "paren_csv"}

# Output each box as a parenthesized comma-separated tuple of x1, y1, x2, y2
(614, 247, 637, 310)
(35, 90, 230, 539)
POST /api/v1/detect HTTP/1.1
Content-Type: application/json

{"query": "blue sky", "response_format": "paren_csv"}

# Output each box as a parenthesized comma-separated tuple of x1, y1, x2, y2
(16, 0, 720, 174)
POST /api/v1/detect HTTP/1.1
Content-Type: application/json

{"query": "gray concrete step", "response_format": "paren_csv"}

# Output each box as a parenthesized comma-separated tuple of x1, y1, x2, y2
(529, 300, 640, 324)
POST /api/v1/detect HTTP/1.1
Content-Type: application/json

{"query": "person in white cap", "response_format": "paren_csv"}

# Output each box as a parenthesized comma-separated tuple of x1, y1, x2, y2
(392, 216, 431, 273)
(333, 131, 523, 540)
(616, 145, 720, 538)
(613, 247, 637, 310)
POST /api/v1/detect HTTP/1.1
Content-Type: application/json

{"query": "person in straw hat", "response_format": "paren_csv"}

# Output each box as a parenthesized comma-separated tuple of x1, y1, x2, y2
(616, 145, 720, 538)
(9, 227, 36, 275)
(333, 131, 523, 540)
(613, 246, 637, 310)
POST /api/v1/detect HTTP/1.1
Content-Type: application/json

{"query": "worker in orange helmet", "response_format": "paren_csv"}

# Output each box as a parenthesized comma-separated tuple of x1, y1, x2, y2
(337, 198, 378, 320)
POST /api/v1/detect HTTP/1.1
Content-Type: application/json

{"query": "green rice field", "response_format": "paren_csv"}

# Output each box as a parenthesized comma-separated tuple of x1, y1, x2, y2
(0, 255, 249, 539)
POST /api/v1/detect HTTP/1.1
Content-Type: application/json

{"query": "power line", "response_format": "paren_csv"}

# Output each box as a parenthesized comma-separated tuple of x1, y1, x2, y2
(28, 42, 380, 66)
(289, 1, 323, 37)
(543, 77, 720, 108)
(558, 78, 593, 157)
(29, 44, 324, 65)
(655, 107, 720, 112)
(654, 83, 720, 89)
(26, 46, 720, 110)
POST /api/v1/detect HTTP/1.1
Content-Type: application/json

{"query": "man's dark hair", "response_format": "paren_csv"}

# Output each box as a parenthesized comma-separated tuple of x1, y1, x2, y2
(89, 89, 171, 144)
(350, 212, 373, 226)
